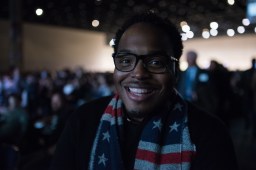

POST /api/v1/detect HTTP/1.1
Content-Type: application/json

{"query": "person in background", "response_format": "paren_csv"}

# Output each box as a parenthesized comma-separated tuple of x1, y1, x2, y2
(251, 59, 256, 141)
(208, 60, 233, 124)
(96, 73, 113, 98)
(45, 91, 74, 147)
(51, 12, 238, 170)
(0, 94, 29, 145)
(0, 75, 4, 105)
(0, 94, 29, 170)
(177, 51, 218, 115)
(178, 51, 199, 101)
(241, 58, 256, 141)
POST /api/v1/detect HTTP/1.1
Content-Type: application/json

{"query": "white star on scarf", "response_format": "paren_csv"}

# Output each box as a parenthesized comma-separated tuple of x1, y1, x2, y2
(98, 153, 108, 166)
(173, 103, 183, 112)
(102, 131, 110, 142)
(152, 119, 162, 131)
(169, 122, 180, 132)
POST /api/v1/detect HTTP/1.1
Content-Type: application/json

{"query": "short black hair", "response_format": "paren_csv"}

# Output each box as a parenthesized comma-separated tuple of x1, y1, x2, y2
(112, 12, 183, 60)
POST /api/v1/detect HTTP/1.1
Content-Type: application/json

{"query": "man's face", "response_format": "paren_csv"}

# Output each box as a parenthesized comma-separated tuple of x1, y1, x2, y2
(113, 23, 176, 119)
(186, 52, 197, 66)
(51, 94, 62, 111)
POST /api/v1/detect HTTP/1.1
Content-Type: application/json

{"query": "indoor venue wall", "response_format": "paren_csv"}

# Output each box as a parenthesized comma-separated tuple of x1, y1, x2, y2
(0, 19, 255, 72)
(182, 35, 256, 70)
(0, 20, 114, 72)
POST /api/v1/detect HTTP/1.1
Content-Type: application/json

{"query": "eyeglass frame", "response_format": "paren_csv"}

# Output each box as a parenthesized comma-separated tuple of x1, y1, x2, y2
(112, 51, 178, 74)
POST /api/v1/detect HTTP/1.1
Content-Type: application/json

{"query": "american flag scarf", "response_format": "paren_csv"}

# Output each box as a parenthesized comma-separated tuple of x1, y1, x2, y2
(89, 93, 196, 170)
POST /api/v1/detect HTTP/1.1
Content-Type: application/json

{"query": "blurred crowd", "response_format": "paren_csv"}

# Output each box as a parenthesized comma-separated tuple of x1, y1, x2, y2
(0, 66, 114, 170)
(177, 52, 256, 140)
(176, 53, 256, 170)
(0, 55, 256, 170)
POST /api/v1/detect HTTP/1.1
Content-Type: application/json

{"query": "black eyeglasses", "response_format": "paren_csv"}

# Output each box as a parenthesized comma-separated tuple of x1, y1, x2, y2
(112, 52, 178, 74)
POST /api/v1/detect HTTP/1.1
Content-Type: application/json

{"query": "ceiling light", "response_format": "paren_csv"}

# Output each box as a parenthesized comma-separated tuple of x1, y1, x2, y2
(210, 29, 218, 36)
(227, 29, 235, 36)
(210, 22, 218, 29)
(180, 21, 187, 27)
(182, 24, 190, 32)
(202, 29, 210, 39)
(181, 33, 188, 41)
(237, 26, 245, 34)
(92, 20, 99, 27)
(35, 8, 43, 16)
(227, 0, 235, 6)
(242, 18, 250, 26)
(186, 31, 194, 39)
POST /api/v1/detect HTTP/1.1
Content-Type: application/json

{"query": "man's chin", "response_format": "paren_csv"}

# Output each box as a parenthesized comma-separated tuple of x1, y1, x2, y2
(125, 108, 150, 120)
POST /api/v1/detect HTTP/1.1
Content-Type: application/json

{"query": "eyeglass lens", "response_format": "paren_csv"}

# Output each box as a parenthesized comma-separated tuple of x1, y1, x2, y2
(114, 53, 172, 73)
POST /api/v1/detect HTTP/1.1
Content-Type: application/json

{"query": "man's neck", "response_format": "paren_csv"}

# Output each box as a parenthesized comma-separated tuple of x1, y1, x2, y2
(124, 102, 174, 124)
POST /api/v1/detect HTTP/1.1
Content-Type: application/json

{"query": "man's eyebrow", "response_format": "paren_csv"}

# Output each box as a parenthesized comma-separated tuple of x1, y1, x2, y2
(117, 49, 131, 53)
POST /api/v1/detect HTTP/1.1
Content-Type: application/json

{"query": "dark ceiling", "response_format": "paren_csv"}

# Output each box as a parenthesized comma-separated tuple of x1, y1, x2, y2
(0, 0, 255, 41)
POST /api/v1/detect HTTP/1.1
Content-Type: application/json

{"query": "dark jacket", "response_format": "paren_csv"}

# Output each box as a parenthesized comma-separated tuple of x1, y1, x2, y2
(50, 96, 238, 170)
(177, 67, 218, 115)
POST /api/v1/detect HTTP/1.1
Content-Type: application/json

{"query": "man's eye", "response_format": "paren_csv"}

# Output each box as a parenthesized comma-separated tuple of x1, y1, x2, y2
(147, 59, 165, 68)
(118, 57, 132, 65)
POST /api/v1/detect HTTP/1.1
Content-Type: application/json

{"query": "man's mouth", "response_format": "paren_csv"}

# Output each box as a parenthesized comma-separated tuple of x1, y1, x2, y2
(124, 86, 156, 101)
(127, 87, 154, 96)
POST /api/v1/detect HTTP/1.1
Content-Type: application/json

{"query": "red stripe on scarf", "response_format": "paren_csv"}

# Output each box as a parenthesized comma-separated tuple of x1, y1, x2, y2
(104, 106, 122, 116)
(136, 149, 196, 164)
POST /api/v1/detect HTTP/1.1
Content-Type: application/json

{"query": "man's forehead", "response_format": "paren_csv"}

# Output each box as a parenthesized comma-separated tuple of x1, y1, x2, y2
(118, 23, 173, 54)
(122, 23, 167, 38)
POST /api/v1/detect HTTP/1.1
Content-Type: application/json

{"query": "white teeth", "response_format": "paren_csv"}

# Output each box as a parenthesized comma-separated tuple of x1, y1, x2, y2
(129, 87, 151, 94)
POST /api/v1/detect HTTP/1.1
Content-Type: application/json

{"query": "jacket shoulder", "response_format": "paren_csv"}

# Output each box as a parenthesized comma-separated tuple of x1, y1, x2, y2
(71, 96, 113, 122)
(187, 102, 238, 170)
(50, 96, 113, 170)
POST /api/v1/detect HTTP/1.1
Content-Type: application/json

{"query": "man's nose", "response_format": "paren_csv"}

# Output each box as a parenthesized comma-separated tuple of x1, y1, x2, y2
(131, 60, 150, 79)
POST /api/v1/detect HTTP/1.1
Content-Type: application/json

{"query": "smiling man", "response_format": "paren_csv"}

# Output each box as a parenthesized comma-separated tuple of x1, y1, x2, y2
(113, 22, 177, 121)
(51, 12, 238, 170)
